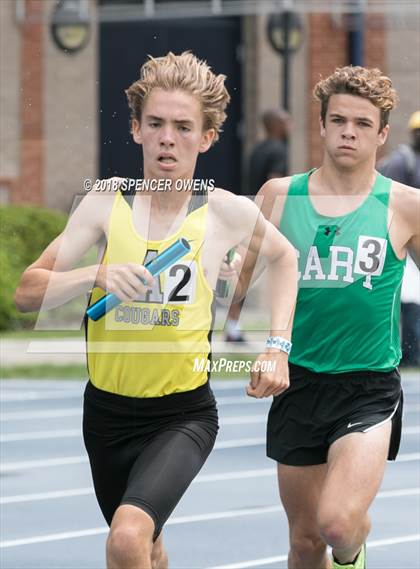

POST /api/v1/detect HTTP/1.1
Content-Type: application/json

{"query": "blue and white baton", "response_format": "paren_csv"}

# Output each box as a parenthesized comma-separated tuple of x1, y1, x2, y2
(86, 237, 191, 321)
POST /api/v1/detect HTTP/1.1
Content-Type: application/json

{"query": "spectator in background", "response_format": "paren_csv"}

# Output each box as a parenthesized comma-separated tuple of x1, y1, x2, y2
(248, 109, 291, 196)
(378, 111, 420, 187)
(225, 109, 291, 343)
(378, 110, 420, 366)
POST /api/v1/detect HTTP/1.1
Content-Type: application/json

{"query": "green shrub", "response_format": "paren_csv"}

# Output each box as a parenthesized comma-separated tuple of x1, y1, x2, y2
(0, 206, 67, 330)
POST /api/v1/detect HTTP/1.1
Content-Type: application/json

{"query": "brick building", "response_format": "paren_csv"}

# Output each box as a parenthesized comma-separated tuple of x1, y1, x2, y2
(1, 0, 419, 211)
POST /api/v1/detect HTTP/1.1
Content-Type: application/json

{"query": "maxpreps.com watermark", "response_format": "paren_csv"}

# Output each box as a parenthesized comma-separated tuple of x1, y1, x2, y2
(193, 358, 277, 374)
(83, 178, 215, 192)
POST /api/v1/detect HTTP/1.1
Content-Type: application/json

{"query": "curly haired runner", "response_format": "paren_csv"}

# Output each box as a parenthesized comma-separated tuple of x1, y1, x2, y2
(15, 52, 297, 569)
(238, 66, 420, 569)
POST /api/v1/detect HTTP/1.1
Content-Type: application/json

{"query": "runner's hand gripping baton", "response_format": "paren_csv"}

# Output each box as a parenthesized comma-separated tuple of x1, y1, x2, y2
(86, 237, 191, 321)
(216, 248, 235, 298)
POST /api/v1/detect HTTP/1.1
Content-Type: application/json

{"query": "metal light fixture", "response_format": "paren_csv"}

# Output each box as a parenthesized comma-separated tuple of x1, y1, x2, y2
(51, 0, 90, 54)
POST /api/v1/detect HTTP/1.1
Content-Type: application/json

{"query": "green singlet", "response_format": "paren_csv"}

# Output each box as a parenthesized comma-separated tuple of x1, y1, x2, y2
(280, 170, 405, 373)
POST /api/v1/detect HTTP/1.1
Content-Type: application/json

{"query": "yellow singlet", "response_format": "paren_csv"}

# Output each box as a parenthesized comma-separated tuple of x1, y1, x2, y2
(86, 190, 214, 398)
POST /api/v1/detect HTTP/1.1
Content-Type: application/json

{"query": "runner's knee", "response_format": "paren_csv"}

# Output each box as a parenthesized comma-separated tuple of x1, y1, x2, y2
(107, 522, 152, 562)
(318, 496, 373, 548)
(290, 531, 327, 562)
(318, 511, 358, 549)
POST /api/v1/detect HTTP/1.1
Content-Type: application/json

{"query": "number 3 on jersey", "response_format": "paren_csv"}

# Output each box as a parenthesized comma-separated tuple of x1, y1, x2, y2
(137, 249, 197, 305)
(354, 235, 387, 289)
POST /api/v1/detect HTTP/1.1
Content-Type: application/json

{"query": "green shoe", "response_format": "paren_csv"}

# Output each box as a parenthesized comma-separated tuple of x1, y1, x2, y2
(332, 544, 366, 569)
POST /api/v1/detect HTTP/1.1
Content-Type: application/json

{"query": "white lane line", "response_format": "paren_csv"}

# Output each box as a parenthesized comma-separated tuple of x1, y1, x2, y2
(1, 386, 417, 402)
(196, 468, 275, 483)
(0, 456, 89, 472)
(216, 437, 265, 449)
(2, 445, 420, 474)
(0, 505, 282, 548)
(3, 458, 419, 503)
(2, 472, 418, 506)
(1, 408, 81, 421)
(0, 415, 268, 442)
(0, 391, 83, 402)
(0, 437, 267, 472)
(208, 534, 420, 569)
(1, 490, 419, 549)
(0, 527, 107, 549)
(1, 429, 81, 442)
(210, 554, 287, 569)
(221, 415, 266, 426)
(0, 469, 276, 504)
(1, 468, 277, 504)
(169, 505, 282, 525)
(2, 402, 419, 422)
(0, 397, 269, 422)
(0, 487, 94, 504)
(4, 420, 420, 444)
(394, 452, 420, 462)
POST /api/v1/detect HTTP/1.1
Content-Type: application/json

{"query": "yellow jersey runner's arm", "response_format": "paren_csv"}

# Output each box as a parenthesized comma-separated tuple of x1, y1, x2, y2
(14, 190, 154, 312)
(15, 235, 101, 313)
(245, 213, 298, 339)
(234, 177, 291, 302)
(248, 216, 297, 399)
(223, 195, 298, 399)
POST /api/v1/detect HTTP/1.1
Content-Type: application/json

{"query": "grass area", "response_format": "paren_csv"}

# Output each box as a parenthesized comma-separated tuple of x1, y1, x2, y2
(0, 329, 84, 339)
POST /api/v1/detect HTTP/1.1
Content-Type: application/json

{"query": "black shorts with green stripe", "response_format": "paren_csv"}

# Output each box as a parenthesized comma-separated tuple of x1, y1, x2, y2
(267, 364, 403, 466)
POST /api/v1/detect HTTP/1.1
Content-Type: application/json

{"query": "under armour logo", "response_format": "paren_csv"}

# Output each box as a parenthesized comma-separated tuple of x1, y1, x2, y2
(324, 226, 340, 236)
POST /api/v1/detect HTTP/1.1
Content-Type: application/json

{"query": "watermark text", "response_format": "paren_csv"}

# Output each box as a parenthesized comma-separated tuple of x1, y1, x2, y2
(83, 178, 215, 193)
(193, 358, 277, 375)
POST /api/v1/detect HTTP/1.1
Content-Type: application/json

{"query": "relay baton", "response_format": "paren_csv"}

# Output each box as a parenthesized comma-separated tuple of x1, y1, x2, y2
(86, 237, 191, 321)
(216, 248, 235, 298)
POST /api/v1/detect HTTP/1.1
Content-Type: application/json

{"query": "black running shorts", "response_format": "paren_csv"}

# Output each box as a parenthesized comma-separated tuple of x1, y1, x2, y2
(83, 381, 218, 539)
(267, 364, 403, 466)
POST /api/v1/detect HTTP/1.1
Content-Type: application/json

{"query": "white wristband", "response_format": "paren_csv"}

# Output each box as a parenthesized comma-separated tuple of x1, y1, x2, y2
(266, 336, 292, 354)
